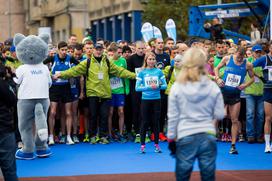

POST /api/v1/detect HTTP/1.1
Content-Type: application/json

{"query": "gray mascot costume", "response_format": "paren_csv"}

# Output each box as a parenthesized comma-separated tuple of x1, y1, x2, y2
(13, 33, 52, 160)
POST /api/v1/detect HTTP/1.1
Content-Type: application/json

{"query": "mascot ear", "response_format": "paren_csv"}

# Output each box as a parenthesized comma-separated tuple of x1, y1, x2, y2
(39, 34, 50, 44)
(14, 33, 26, 47)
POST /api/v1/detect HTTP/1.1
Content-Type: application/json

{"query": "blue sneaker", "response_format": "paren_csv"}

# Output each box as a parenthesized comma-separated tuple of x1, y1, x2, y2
(15, 149, 35, 160)
(36, 148, 52, 158)
(117, 134, 127, 143)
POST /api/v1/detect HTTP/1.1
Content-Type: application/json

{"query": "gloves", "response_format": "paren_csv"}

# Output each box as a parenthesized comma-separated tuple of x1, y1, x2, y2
(168, 139, 176, 156)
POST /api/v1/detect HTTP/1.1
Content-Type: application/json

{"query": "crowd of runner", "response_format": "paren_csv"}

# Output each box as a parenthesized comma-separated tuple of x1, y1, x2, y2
(1, 34, 272, 154)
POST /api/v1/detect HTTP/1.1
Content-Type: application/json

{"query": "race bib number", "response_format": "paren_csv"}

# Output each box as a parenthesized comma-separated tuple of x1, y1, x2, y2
(225, 73, 241, 87)
(55, 71, 67, 83)
(110, 77, 123, 89)
(144, 76, 159, 87)
(135, 68, 142, 76)
(269, 68, 272, 81)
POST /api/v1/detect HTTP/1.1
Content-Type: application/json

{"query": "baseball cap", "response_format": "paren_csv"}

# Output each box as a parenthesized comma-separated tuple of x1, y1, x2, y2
(94, 43, 103, 49)
(252, 44, 262, 52)
(10, 45, 16, 52)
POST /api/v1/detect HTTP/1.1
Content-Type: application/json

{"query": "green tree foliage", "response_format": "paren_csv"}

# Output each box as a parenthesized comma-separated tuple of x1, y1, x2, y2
(142, 0, 264, 40)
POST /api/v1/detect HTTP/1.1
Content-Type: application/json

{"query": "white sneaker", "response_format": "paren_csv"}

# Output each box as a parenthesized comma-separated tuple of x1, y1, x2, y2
(264, 145, 271, 153)
(48, 136, 55, 145)
(66, 135, 74, 145)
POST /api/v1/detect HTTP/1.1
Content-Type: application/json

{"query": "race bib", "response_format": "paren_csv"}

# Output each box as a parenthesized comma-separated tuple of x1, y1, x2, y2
(269, 68, 272, 81)
(55, 71, 68, 83)
(110, 77, 123, 89)
(135, 68, 142, 76)
(144, 76, 159, 87)
(225, 73, 241, 87)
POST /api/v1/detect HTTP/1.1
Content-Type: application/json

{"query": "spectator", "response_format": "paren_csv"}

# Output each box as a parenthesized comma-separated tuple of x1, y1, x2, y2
(204, 17, 226, 41)
(0, 64, 18, 181)
(250, 23, 261, 44)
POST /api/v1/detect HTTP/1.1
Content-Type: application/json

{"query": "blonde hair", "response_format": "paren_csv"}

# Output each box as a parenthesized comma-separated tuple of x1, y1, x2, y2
(177, 48, 207, 83)
(142, 52, 156, 68)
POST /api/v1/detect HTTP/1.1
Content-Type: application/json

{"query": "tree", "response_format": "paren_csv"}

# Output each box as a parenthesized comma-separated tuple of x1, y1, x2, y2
(142, 0, 217, 40)
(142, 0, 263, 41)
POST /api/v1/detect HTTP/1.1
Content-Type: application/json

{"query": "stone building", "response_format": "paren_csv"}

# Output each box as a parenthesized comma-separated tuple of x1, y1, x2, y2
(0, 0, 26, 42)
(0, 0, 145, 43)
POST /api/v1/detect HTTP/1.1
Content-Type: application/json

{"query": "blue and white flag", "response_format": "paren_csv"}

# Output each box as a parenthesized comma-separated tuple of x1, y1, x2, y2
(165, 19, 177, 43)
(141, 22, 154, 42)
(153, 26, 162, 39)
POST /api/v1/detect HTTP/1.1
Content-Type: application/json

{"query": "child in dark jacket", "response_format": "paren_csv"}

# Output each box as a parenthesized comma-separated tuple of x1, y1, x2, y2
(0, 64, 18, 181)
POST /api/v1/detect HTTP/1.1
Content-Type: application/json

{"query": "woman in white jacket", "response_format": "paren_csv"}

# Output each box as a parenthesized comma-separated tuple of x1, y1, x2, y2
(167, 48, 224, 181)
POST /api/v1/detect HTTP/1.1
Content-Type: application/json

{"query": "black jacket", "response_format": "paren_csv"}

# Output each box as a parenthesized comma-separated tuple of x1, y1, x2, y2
(0, 78, 16, 134)
(204, 24, 226, 41)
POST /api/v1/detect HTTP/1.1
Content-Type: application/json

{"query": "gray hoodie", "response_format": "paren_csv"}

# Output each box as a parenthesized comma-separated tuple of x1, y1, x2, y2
(167, 76, 224, 140)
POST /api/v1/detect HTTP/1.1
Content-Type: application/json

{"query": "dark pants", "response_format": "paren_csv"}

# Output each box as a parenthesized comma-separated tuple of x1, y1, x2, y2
(130, 91, 142, 134)
(124, 94, 132, 133)
(140, 99, 161, 145)
(160, 93, 168, 132)
(88, 97, 109, 137)
(0, 132, 18, 181)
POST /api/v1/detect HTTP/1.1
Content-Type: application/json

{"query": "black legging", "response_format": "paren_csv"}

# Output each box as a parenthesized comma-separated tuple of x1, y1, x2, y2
(130, 91, 142, 134)
(160, 93, 168, 133)
(140, 99, 161, 145)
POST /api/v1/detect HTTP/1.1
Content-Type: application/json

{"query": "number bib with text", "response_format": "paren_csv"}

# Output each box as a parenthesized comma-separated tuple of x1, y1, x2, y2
(225, 73, 241, 87)
(144, 76, 159, 87)
(110, 77, 123, 89)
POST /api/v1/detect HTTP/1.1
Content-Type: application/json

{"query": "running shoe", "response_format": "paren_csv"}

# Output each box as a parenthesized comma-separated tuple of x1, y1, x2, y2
(227, 134, 232, 142)
(229, 145, 238, 154)
(59, 135, 66, 144)
(54, 135, 60, 143)
(221, 133, 227, 142)
(154, 144, 162, 153)
(36, 148, 52, 158)
(48, 135, 55, 145)
(238, 134, 245, 142)
(90, 136, 99, 144)
(66, 135, 75, 145)
(100, 137, 109, 144)
(265, 145, 272, 153)
(134, 134, 141, 143)
(118, 134, 127, 143)
(73, 135, 80, 143)
(83, 134, 89, 143)
(145, 134, 151, 143)
(16, 149, 35, 160)
(140, 145, 146, 154)
(159, 132, 167, 142)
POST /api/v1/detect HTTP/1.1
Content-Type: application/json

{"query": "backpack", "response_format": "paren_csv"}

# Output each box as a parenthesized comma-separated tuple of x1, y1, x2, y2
(86, 57, 110, 77)
(166, 66, 174, 83)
